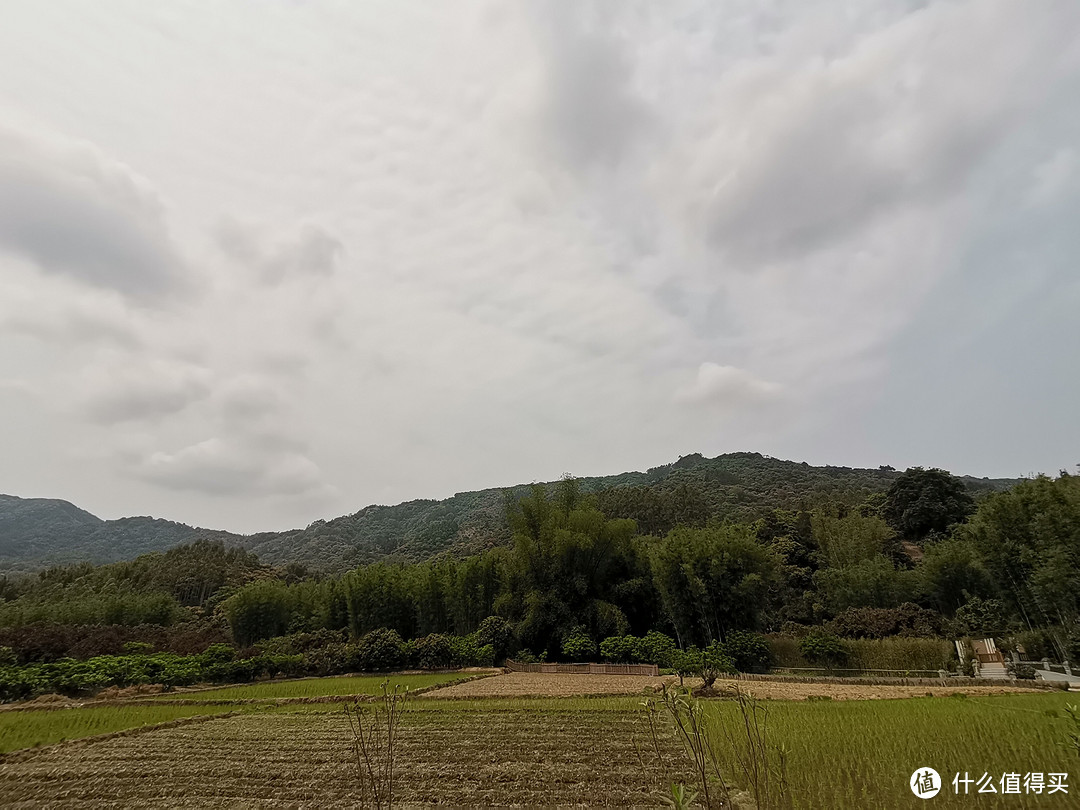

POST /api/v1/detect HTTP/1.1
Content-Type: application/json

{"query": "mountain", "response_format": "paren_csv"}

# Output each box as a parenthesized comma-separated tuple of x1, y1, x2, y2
(1, 453, 1022, 574)
(0, 494, 238, 573)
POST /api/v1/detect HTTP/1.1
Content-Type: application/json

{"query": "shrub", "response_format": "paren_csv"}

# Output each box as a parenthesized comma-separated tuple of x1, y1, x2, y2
(514, 648, 546, 664)
(408, 634, 454, 669)
(826, 603, 942, 639)
(720, 631, 772, 673)
(638, 631, 677, 668)
(356, 629, 406, 671)
(699, 642, 735, 688)
(473, 616, 515, 661)
(799, 632, 849, 668)
(122, 641, 154, 655)
(561, 629, 597, 661)
(599, 635, 639, 663)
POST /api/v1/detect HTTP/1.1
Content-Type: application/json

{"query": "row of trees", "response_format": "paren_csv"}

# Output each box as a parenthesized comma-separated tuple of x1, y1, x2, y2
(2, 468, 1076, 665)
(221, 471, 1079, 661)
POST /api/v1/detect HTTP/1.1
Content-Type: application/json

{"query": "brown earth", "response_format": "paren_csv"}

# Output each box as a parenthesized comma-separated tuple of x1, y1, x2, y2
(421, 671, 1046, 701)
(0, 706, 692, 807)
(421, 671, 675, 698)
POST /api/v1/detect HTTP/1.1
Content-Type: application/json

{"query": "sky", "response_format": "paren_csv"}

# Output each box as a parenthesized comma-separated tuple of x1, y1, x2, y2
(0, 1, 1078, 534)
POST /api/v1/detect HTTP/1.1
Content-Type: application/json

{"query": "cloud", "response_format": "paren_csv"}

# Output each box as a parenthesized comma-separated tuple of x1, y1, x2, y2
(674, 362, 782, 408)
(216, 220, 344, 284)
(77, 357, 211, 424)
(134, 437, 332, 498)
(530, 4, 654, 170)
(653, 1, 1078, 262)
(0, 122, 188, 298)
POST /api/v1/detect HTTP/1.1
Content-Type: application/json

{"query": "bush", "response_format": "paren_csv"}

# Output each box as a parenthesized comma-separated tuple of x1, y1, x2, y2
(720, 631, 772, 673)
(408, 634, 454, 669)
(561, 629, 597, 661)
(799, 632, 849, 668)
(826, 603, 941, 639)
(638, 631, 677, 668)
(699, 642, 735, 687)
(356, 629, 406, 671)
(473, 616, 515, 661)
(599, 635, 639, 663)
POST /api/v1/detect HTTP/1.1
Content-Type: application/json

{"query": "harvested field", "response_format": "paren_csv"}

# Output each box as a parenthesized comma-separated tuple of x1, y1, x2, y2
(712, 677, 1048, 701)
(0, 702, 689, 807)
(419, 670, 1046, 701)
(151, 671, 481, 702)
(421, 670, 675, 698)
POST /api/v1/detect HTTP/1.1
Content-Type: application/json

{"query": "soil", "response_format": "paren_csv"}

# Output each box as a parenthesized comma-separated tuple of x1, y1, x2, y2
(420, 671, 676, 698)
(421, 671, 1046, 701)
(0, 706, 691, 807)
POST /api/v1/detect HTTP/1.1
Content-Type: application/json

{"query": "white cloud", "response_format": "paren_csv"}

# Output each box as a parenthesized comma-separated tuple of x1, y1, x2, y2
(674, 362, 782, 408)
(0, 0, 1077, 532)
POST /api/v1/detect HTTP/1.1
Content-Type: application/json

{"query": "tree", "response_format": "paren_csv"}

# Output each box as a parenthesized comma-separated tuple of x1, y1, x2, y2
(649, 524, 780, 647)
(883, 468, 975, 545)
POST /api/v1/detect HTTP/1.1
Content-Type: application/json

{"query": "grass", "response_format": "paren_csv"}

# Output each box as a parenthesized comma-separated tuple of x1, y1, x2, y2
(2, 681, 1077, 807)
(154, 671, 476, 701)
(0, 703, 251, 753)
(703, 691, 1079, 808)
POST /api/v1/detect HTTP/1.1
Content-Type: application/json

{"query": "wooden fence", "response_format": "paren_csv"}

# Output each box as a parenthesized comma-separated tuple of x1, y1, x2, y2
(505, 660, 659, 676)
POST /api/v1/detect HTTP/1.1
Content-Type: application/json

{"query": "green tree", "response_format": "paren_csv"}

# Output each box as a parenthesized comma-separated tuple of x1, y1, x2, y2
(884, 467, 975, 545)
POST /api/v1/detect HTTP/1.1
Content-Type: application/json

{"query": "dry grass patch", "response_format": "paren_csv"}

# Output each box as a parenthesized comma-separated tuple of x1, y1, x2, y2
(421, 670, 676, 698)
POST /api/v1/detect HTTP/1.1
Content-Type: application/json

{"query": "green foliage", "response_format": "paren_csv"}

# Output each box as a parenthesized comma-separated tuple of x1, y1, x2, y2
(472, 616, 515, 661)
(718, 631, 772, 673)
(560, 628, 597, 661)
(952, 596, 1009, 636)
(825, 603, 942, 639)
(356, 629, 406, 671)
(799, 631, 848, 668)
(649, 524, 780, 647)
(884, 467, 976, 544)
(698, 642, 735, 687)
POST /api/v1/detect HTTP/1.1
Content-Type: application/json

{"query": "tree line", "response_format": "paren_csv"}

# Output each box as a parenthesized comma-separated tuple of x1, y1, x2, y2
(2, 467, 1077, 665)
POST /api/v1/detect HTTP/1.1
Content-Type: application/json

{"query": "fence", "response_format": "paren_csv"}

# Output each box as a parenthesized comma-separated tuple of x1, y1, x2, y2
(505, 660, 659, 676)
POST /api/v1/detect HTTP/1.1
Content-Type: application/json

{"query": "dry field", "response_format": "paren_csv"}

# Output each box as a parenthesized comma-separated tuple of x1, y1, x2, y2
(422, 670, 1047, 701)
(421, 670, 675, 698)
(0, 702, 689, 807)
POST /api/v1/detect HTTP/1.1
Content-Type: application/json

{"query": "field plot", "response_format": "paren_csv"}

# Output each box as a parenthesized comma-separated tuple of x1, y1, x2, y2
(155, 671, 479, 702)
(702, 691, 1079, 808)
(1, 686, 1076, 807)
(0, 700, 690, 807)
(422, 670, 673, 698)
(0, 703, 252, 754)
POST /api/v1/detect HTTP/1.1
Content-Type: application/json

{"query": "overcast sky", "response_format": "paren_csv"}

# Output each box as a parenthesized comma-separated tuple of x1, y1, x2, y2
(1, 1, 1078, 533)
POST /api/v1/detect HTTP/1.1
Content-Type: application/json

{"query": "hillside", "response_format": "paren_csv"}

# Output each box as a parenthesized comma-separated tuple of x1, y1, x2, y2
(0, 495, 237, 573)
(235, 452, 1020, 572)
(1, 453, 1021, 574)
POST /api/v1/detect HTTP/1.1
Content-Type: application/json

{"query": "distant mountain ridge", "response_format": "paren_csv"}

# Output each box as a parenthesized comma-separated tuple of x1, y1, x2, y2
(0, 453, 1022, 574)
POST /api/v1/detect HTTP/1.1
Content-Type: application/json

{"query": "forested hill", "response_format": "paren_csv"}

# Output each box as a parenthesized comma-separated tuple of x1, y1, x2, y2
(236, 452, 1019, 572)
(0, 494, 238, 573)
(1, 453, 1020, 574)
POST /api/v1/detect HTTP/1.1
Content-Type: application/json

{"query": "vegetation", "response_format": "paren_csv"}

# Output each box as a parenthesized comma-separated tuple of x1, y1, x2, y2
(2, 465, 1077, 707)
(155, 672, 472, 702)
(1, 688, 1076, 807)
(0, 703, 249, 753)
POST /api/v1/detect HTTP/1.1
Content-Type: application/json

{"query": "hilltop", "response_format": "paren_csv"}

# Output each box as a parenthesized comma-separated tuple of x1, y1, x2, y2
(0, 453, 1020, 573)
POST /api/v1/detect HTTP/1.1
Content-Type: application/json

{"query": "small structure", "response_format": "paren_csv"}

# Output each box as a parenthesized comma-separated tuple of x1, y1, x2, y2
(957, 638, 1008, 679)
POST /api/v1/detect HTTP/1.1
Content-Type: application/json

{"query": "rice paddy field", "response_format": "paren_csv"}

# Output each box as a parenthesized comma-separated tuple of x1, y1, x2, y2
(0, 672, 1076, 807)
(152, 671, 479, 701)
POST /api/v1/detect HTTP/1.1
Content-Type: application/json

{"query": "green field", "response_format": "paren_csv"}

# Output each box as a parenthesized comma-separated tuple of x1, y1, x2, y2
(703, 692, 1078, 808)
(0, 703, 255, 754)
(1, 679, 1077, 807)
(153, 671, 477, 701)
